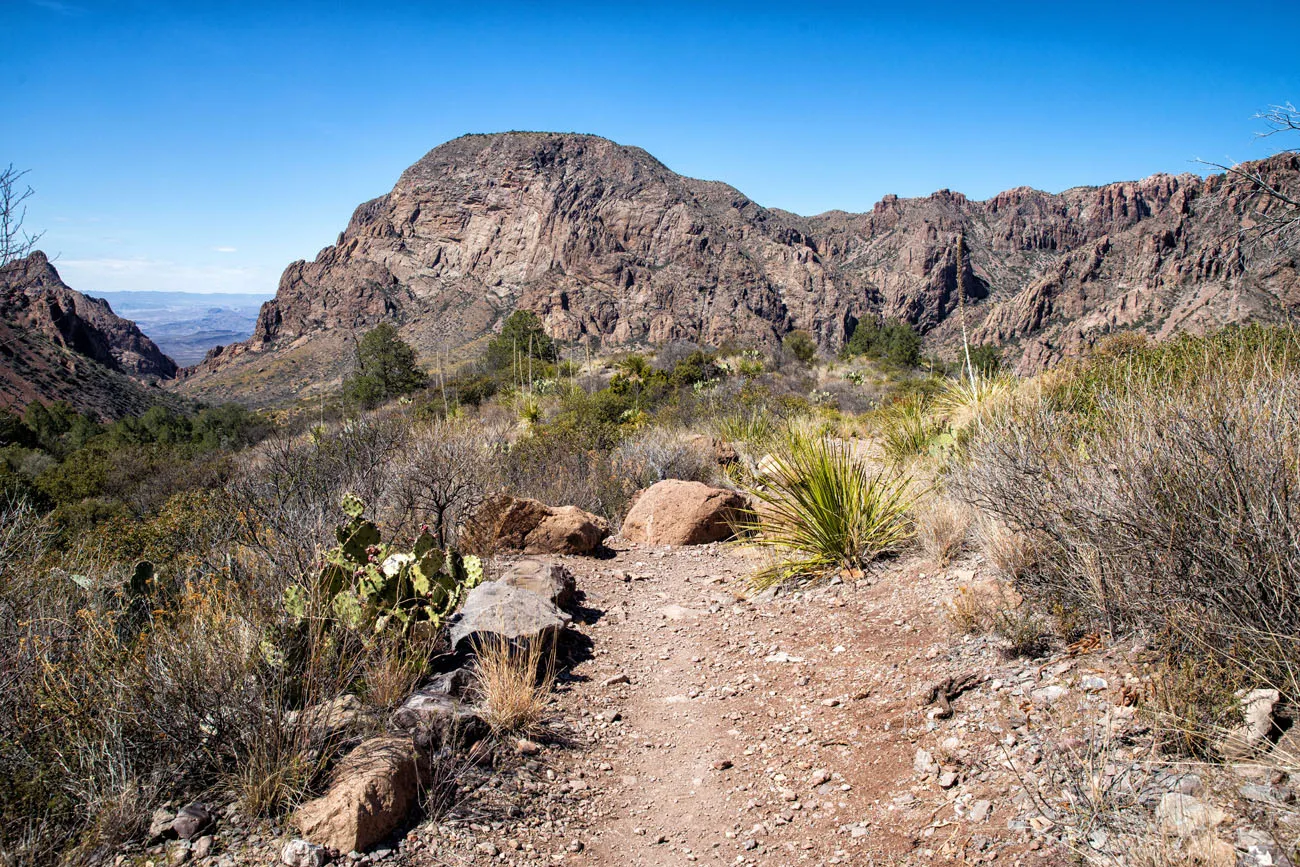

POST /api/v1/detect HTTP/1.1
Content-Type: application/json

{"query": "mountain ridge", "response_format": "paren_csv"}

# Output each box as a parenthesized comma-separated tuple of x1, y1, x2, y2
(167, 132, 1298, 404)
(1, 251, 182, 418)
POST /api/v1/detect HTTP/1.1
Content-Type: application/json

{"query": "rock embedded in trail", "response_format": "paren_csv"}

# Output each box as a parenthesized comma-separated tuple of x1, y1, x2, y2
(497, 558, 577, 608)
(293, 735, 420, 853)
(448, 580, 572, 652)
(621, 480, 749, 546)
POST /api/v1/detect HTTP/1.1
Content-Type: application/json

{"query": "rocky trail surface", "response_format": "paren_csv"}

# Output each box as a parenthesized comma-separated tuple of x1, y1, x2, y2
(404, 540, 1065, 867)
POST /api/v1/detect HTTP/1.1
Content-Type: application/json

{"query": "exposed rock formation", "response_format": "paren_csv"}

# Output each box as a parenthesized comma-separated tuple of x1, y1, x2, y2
(179, 133, 1300, 402)
(1, 251, 184, 417)
(2, 252, 176, 379)
(470, 495, 610, 556)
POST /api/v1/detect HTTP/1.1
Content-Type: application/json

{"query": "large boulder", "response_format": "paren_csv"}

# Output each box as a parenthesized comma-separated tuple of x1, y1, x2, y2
(471, 496, 609, 555)
(621, 480, 748, 546)
(293, 735, 419, 853)
(448, 581, 571, 653)
(498, 558, 577, 608)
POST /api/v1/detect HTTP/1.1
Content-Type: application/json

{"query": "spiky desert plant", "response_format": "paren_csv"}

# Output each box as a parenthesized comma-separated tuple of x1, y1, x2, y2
(743, 433, 914, 587)
(933, 373, 1016, 427)
(876, 395, 942, 462)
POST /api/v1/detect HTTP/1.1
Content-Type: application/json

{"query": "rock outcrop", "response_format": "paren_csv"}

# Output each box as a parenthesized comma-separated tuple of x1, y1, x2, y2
(2, 252, 177, 379)
(621, 480, 748, 546)
(1, 251, 184, 417)
(179, 133, 1300, 403)
(471, 495, 610, 556)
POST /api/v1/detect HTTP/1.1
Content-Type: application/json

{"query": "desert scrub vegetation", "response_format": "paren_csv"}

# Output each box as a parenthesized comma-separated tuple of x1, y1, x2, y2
(953, 325, 1300, 726)
(742, 431, 915, 587)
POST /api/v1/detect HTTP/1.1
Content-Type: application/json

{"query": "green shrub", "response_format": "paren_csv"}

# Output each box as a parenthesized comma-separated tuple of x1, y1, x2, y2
(783, 330, 817, 364)
(743, 433, 914, 587)
(846, 317, 922, 367)
(485, 310, 557, 371)
(342, 322, 426, 409)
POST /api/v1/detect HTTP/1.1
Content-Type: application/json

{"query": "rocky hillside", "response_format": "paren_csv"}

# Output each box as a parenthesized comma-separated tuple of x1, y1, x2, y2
(1, 251, 181, 417)
(179, 133, 1300, 402)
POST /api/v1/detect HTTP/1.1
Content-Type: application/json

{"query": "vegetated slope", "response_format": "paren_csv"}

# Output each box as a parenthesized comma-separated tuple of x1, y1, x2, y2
(178, 132, 1300, 404)
(0, 251, 183, 418)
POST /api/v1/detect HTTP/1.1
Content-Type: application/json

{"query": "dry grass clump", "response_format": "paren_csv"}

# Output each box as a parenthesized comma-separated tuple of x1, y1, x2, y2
(914, 496, 971, 567)
(472, 636, 556, 737)
(944, 580, 1051, 656)
(976, 518, 1040, 581)
(945, 585, 986, 634)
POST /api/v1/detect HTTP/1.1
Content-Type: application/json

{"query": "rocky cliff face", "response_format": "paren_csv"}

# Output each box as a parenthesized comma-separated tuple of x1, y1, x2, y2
(2, 252, 178, 379)
(183, 133, 1299, 399)
(0, 252, 182, 417)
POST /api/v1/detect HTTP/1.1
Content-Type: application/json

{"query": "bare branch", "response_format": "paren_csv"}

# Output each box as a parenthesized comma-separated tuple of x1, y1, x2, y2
(0, 164, 45, 266)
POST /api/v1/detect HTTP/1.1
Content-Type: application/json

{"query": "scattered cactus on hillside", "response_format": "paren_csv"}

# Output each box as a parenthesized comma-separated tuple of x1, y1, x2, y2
(283, 493, 483, 640)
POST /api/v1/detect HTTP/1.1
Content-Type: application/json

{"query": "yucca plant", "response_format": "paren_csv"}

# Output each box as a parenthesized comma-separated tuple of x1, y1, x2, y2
(933, 373, 1015, 427)
(716, 410, 776, 449)
(742, 434, 915, 587)
(876, 395, 942, 462)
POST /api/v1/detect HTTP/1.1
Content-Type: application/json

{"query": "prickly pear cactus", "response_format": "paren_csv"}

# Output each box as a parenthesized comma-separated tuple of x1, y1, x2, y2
(285, 495, 482, 640)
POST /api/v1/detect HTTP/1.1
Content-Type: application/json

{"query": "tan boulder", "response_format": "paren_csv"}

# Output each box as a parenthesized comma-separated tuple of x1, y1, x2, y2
(293, 736, 419, 853)
(622, 480, 748, 546)
(470, 496, 609, 556)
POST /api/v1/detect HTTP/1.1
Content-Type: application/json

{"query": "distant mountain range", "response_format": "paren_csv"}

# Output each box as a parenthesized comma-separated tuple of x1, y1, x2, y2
(94, 290, 268, 366)
(176, 131, 1300, 406)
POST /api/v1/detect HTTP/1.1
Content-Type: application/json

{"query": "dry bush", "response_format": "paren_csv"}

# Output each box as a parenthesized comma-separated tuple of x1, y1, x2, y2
(611, 426, 719, 490)
(472, 637, 555, 737)
(227, 416, 410, 581)
(976, 518, 1040, 581)
(945, 585, 985, 634)
(391, 420, 498, 547)
(915, 496, 970, 567)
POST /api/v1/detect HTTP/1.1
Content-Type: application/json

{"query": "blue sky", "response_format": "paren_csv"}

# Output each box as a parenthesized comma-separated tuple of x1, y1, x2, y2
(2, 1, 1296, 295)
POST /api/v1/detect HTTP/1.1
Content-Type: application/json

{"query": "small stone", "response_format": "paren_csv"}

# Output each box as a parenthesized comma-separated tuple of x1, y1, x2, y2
(149, 809, 176, 841)
(1079, 675, 1108, 691)
(172, 803, 214, 841)
(515, 738, 543, 756)
(602, 673, 630, 687)
(937, 771, 959, 789)
(282, 841, 327, 867)
(968, 800, 992, 823)
(567, 840, 584, 853)
(1031, 685, 1068, 706)
(1156, 793, 1228, 836)
(913, 748, 939, 776)
(192, 836, 214, 860)
(476, 842, 499, 856)
(713, 759, 734, 771)
(809, 769, 830, 787)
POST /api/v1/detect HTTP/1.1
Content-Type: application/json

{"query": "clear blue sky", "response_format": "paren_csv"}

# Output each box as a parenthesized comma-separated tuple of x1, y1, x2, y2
(2, 0, 1296, 295)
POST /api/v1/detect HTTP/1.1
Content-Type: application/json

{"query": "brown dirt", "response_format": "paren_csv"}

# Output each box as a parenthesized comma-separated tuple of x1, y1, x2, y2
(408, 539, 1062, 866)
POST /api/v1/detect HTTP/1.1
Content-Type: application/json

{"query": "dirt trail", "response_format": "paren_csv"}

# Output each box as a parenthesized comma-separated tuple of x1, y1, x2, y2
(411, 539, 1057, 866)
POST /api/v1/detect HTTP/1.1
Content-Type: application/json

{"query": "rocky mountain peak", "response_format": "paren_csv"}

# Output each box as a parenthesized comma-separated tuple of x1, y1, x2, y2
(1, 251, 178, 380)
(178, 133, 1300, 405)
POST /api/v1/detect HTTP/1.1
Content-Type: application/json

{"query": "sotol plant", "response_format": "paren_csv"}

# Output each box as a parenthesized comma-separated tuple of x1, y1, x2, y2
(284, 494, 483, 639)
(743, 433, 914, 587)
